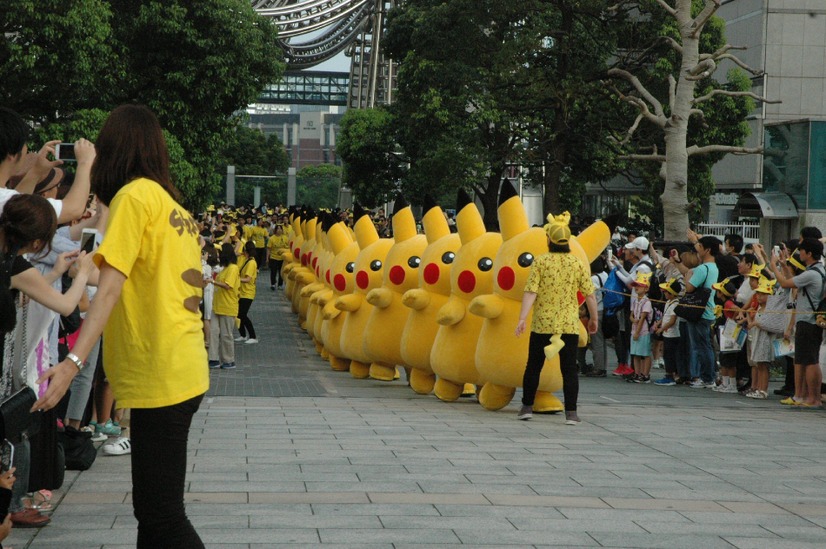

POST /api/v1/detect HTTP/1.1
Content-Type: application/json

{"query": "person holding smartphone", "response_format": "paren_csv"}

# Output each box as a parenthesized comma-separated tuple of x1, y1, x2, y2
(32, 105, 208, 548)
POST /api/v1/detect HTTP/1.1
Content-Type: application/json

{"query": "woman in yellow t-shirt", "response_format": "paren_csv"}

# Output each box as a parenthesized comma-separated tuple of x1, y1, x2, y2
(235, 241, 258, 344)
(33, 104, 207, 548)
(211, 243, 241, 366)
(267, 224, 289, 289)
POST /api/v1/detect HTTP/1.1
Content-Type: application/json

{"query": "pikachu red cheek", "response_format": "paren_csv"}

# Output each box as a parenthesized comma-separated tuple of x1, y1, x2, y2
(334, 274, 347, 292)
(356, 271, 369, 290)
(457, 270, 476, 294)
(423, 263, 440, 285)
(389, 265, 405, 286)
(497, 267, 515, 291)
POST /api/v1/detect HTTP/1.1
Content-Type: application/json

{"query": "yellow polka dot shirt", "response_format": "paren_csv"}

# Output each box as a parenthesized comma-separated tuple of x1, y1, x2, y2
(524, 252, 595, 335)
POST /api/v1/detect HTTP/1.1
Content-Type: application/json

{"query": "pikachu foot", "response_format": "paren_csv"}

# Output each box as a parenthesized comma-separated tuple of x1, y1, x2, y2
(460, 383, 476, 398)
(350, 361, 370, 379)
(329, 355, 350, 372)
(369, 363, 397, 382)
(544, 334, 565, 361)
(478, 382, 516, 411)
(533, 391, 563, 413)
(434, 378, 462, 402)
(409, 369, 435, 395)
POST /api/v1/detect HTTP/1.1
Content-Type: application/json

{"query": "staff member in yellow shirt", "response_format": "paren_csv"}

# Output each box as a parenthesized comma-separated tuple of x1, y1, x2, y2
(212, 243, 241, 365)
(267, 224, 289, 290)
(515, 212, 598, 426)
(234, 241, 258, 344)
(33, 105, 208, 548)
(251, 222, 267, 269)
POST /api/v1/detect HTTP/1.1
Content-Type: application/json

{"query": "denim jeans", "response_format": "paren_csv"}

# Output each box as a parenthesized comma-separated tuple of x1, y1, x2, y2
(686, 318, 715, 382)
(131, 394, 205, 549)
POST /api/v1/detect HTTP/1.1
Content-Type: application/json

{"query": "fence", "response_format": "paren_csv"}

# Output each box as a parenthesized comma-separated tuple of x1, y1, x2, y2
(696, 222, 761, 242)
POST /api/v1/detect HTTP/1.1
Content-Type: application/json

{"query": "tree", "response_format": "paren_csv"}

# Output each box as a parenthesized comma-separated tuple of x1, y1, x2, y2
(296, 164, 342, 209)
(607, 0, 777, 239)
(2, 0, 285, 212)
(336, 108, 403, 208)
(221, 125, 290, 176)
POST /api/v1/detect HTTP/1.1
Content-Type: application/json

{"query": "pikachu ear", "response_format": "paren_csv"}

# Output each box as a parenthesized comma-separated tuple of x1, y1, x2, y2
(421, 196, 449, 244)
(353, 203, 378, 248)
(456, 189, 485, 244)
(497, 180, 528, 242)
(392, 194, 417, 242)
(327, 221, 354, 255)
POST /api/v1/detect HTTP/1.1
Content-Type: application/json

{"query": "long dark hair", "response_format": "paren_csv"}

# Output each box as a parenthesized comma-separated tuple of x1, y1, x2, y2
(91, 104, 177, 206)
(0, 194, 57, 256)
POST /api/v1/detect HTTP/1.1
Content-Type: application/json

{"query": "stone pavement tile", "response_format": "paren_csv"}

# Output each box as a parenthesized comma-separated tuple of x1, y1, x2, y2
(678, 511, 812, 525)
(759, 525, 826, 542)
(419, 482, 538, 495)
(249, 514, 381, 529)
(510, 517, 648, 533)
(434, 504, 566, 519)
(396, 545, 534, 549)
(379, 515, 517, 530)
(630, 521, 779, 537)
(724, 538, 826, 549)
(717, 501, 791, 514)
(454, 528, 596, 546)
(311, 503, 440, 516)
(530, 485, 654, 499)
(48, 503, 135, 516)
(248, 492, 369, 504)
(189, 480, 307, 492)
(19, 527, 138, 545)
(306, 480, 422, 492)
(247, 470, 359, 482)
(368, 492, 489, 505)
(318, 527, 461, 544)
(186, 492, 249, 503)
(196, 529, 320, 544)
(69, 480, 133, 492)
(486, 494, 609, 508)
(556, 508, 690, 522)
(61, 492, 129, 504)
(45, 514, 118, 529)
(639, 488, 763, 502)
(602, 497, 729, 512)
(587, 532, 734, 548)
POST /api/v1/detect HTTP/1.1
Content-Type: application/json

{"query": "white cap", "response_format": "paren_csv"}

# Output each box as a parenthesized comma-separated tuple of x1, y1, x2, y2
(624, 236, 650, 250)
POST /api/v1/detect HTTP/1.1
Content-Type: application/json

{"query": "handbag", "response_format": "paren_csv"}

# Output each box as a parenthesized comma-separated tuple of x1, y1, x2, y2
(0, 387, 38, 444)
(675, 265, 712, 322)
(28, 406, 65, 491)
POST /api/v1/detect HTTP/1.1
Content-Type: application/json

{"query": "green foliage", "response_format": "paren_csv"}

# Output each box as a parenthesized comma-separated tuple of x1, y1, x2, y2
(296, 164, 342, 209)
(221, 125, 290, 176)
(1, 0, 284, 212)
(337, 108, 403, 208)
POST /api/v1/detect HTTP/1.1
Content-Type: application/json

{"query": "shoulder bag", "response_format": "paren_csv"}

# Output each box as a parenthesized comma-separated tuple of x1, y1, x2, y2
(675, 265, 712, 323)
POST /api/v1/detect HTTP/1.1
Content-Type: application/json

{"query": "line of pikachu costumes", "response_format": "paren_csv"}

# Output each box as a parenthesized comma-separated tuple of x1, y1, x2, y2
(280, 181, 611, 411)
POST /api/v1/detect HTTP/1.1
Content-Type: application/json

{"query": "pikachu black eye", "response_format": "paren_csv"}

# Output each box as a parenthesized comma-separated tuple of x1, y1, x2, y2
(408, 256, 421, 268)
(370, 260, 382, 271)
(345, 262, 355, 273)
(478, 257, 493, 272)
(441, 252, 455, 264)
(517, 252, 534, 268)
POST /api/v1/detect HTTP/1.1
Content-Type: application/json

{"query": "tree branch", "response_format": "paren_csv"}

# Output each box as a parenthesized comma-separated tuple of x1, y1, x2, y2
(608, 113, 645, 146)
(662, 36, 683, 55)
(687, 58, 717, 80)
(607, 68, 667, 121)
(687, 144, 763, 157)
(714, 53, 764, 76)
(668, 75, 677, 112)
(691, 0, 721, 38)
(619, 153, 667, 162)
(692, 89, 781, 105)
(653, 0, 677, 17)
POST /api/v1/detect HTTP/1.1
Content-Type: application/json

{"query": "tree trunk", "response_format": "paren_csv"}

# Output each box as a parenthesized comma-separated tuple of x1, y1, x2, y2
(660, 1, 698, 241)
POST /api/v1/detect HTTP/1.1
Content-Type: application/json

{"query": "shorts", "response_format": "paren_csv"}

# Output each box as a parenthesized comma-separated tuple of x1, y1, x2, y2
(794, 321, 823, 365)
(630, 333, 652, 357)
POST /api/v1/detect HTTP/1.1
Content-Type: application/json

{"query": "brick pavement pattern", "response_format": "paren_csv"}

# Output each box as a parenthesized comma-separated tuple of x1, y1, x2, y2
(9, 277, 826, 548)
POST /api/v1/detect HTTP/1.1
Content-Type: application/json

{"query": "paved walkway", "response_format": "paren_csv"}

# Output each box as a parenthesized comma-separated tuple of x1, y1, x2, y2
(10, 276, 826, 548)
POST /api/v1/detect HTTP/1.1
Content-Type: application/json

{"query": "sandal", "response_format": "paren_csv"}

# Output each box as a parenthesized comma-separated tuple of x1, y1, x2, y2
(23, 490, 54, 513)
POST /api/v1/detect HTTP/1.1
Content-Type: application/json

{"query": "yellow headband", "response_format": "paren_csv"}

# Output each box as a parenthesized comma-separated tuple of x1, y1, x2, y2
(544, 211, 571, 245)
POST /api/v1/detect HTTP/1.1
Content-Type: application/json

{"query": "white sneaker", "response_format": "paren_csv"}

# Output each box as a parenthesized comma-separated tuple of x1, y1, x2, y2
(244, 338, 259, 345)
(234, 336, 248, 342)
(103, 437, 131, 456)
(721, 385, 739, 394)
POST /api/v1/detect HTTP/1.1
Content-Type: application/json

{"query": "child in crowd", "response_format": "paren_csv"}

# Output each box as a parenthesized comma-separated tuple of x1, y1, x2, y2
(629, 272, 653, 383)
(654, 278, 682, 386)
(713, 277, 740, 393)
(211, 243, 240, 369)
(745, 279, 777, 399)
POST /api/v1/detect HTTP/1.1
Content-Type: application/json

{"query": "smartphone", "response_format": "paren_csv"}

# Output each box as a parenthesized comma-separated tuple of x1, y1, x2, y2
(607, 247, 613, 260)
(0, 439, 14, 473)
(55, 143, 76, 162)
(773, 245, 780, 256)
(80, 228, 98, 254)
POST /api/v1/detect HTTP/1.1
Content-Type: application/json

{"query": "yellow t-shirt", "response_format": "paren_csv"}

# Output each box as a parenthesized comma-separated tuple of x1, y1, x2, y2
(251, 226, 267, 248)
(94, 178, 208, 409)
(213, 263, 240, 316)
(524, 252, 595, 335)
(239, 257, 258, 299)
(267, 234, 289, 260)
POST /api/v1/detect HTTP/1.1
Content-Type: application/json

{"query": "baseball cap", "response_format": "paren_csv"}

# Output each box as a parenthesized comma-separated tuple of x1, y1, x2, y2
(624, 236, 650, 251)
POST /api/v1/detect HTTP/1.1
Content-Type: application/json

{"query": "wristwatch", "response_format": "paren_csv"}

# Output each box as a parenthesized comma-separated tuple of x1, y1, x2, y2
(66, 352, 85, 372)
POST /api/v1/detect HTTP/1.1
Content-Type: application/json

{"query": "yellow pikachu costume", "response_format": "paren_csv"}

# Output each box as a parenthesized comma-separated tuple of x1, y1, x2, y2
(363, 197, 428, 381)
(282, 213, 304, 308)
(306, 214, 337, 355)
(321, 220, 360, 372)
(294, 216, 320, 330)
(430, 190, 503, 401)
(336, 205, 394, 379)
(470, 181, 566, 411)
(400, 198, 461, 394)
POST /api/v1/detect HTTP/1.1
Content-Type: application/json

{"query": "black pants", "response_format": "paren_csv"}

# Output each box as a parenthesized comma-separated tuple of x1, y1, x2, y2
(256, 248, 267, 269)
(522, 332, 580, 411)
(132, 394, 204, 549)
(238, 298, 256, 339)
(663, 337, 679, 375)
(269, 258, 284, 287)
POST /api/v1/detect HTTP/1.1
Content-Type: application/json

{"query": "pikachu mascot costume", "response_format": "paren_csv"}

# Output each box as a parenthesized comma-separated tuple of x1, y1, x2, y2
(430, 190, 503, 402)
(336, 205, 394, 378)
(306, 213, 338, 355)
(295, 215, 320, 330)
(363, 197, 428, 381)
(400, 198, 462, 394)
(282, 211, 305, 309)
(321, 219, 361, 372)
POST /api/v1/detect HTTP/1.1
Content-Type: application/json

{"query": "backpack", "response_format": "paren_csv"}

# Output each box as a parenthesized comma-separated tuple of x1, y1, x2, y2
(801, 263, 826, 326)
(637, 260, 665, 311)
(602, 267, 628, 311)
(58, 425, 97, 471)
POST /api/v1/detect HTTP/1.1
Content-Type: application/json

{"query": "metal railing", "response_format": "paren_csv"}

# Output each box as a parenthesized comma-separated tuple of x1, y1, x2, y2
(697, 222, 760, 241)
